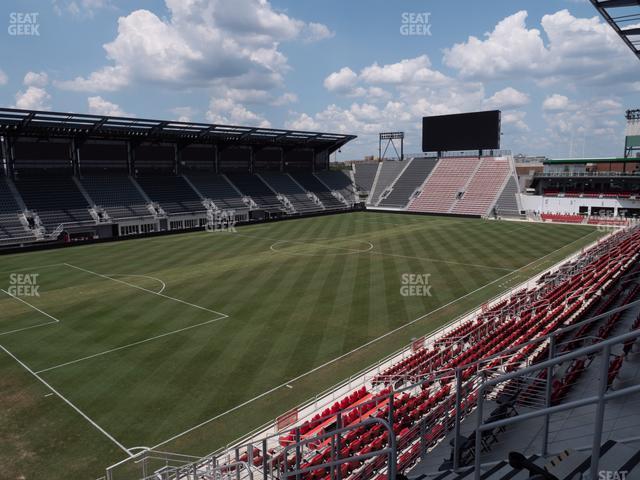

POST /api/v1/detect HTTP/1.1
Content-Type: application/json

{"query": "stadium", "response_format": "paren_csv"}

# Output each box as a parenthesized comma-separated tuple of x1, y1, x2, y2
(1, 1, 640, 480)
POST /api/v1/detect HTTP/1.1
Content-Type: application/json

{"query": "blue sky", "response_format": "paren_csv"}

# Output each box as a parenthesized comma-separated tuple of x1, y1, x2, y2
(1, 0, 638, 160)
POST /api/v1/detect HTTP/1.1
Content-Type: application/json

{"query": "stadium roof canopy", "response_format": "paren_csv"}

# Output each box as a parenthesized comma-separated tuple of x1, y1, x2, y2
(544, 157, 639, 164)
(590, 0, 640, 60)
(0, 107, 356, 153)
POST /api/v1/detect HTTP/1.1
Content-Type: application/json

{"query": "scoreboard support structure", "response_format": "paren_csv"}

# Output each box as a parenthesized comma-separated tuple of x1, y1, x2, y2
(379, 132, 404, 161)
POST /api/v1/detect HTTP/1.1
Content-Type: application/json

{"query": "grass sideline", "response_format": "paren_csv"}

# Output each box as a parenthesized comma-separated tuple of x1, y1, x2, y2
(0, 212, 604, 478)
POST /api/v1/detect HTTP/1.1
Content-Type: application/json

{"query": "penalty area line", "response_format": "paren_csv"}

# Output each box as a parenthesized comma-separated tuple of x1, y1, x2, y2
(0, 344, 134, 457)
(63, 263, 226, 317)
(0, 288, 60, 337)
(36, 313, 229, 374)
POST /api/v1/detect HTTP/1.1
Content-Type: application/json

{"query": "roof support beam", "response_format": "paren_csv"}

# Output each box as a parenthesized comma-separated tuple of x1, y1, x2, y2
(590, 0, 640, 59)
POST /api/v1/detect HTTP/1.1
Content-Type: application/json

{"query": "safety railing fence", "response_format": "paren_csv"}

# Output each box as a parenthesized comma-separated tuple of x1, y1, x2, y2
(406, 150, 513, 159)
(105, 451, 203, 480)
(535, 171, 640, 178)
(469, 328, 640, 480)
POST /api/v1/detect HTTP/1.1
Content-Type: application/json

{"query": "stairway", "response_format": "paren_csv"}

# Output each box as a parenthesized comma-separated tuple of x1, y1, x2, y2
(409, 441, 640, 480)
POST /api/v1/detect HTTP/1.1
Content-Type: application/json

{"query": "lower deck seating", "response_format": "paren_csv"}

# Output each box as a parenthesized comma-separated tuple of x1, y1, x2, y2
(314, 171, 357, 205)
(408, 158, 480, 214)
(541, 213, 584, 224)
(290, 173, 346, 209)
(378, 158, 438, 208)
(226, 174, 286, 212)
(79, 175, 152, 219)
(260, 173, 322, 213)
(368, 161, 405, 205)
(185, 174, 247, 210)
(0, 213, 33, 242)
(0, 177, 34, 241)
(450, 158, 511, 216)
(353, 164, 379, 194)
(136, 176, 205, 215)
(0, 176, 22, 215)
(14, 177, 94, 232)
(493, 176, 521, 217)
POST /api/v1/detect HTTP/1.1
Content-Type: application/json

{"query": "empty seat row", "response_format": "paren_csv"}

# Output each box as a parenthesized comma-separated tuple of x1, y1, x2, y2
(290, 173, 346, 209)
(79, 175, 152, 219)
(368, 161, 405, 205)
(260, 173, 322, 213)
(378, 158, 437, 208)
(14, 177, 94, 232)
(408, 157, 481, 214)
(136, 176, 205, 215)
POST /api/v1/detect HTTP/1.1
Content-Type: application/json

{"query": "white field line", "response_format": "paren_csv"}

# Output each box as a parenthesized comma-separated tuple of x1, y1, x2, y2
(35, 314, 228, 374)
(0, 288, 61, 336)
(0, 344, 133, 457)
(0, 263, 66, 275)
(63, 263, 226, 317)
(270, 239, 374, 256)
(149, 228, 598, 451)
(228, 232, 514, 272)
(104, 274, 167, 294)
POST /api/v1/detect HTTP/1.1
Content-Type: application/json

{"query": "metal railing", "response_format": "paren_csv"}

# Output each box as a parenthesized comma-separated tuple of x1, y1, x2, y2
(535, 171, 640, 178)
(471, 328, 640, 480)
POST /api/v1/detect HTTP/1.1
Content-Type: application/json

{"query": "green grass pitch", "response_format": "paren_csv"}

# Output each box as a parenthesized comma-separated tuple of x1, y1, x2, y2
(0, 212, 604, 478)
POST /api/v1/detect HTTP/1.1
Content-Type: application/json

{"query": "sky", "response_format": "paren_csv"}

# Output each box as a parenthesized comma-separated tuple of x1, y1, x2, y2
(1, 0, 639, 160)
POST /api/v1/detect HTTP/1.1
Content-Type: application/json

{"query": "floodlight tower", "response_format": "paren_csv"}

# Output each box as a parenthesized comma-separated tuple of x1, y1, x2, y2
(625, 109, 640, 159)
(378, 132, 404, 161)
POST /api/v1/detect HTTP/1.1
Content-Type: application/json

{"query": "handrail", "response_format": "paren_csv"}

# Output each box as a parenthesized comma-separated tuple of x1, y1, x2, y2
(472, 328, 640, 480)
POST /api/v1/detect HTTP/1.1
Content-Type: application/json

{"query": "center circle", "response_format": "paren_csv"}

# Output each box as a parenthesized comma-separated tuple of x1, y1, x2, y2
(270, 239, 374, 257)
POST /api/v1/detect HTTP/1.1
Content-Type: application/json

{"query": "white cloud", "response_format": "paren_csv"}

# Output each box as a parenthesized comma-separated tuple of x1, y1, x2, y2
(271, 92, 298, 107)
(13, 87, 51, 110)
(444, 11, 548, 79)
(303, 54, 488, 152)
(542, 96, 624, 155)
(206, 97, 271, 127)
(286, 112, 320, 131)
(484, 87, 530, 109)
(0, 70, 7, 86)
(57, 0, 333, 99)
(170, 106, 196, 122)
(304, 22, 335, 43)
(87, 96, 129, 116)
(443, 9, 638, 89)
(23, 71, 49, 88)
(324, 67, 358, 93)
(53, 0, 112, 18)
(360, 55, 448, 85)
(542, 94, 570, 111)
(502, 111, 529, 132)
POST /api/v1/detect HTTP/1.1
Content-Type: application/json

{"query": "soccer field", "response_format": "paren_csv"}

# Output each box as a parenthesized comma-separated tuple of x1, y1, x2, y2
(0, 212, 604, 478)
